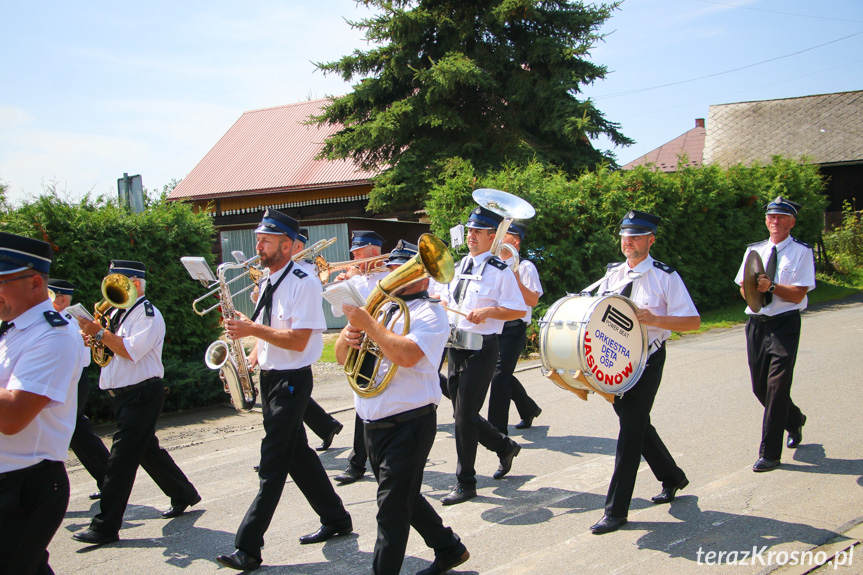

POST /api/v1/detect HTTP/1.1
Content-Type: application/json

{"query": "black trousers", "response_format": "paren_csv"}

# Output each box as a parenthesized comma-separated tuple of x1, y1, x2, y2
(68, 369, 109, 490)
(343, 413, 369, 473)
(90, 378, 199, 535)
(488, 321, 540, 434)
(235, 368, 350, 557)
(447, 335, 516, 487)
(604, 346, 686, 518)
(303, 397, 341, 441)
(0, 460, 68, 575)
(365, 407, 461, 575)
(746, 312, 806, 460)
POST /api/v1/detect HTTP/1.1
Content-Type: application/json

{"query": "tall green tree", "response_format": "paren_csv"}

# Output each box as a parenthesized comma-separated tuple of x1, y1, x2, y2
(313, 0, 630, 213)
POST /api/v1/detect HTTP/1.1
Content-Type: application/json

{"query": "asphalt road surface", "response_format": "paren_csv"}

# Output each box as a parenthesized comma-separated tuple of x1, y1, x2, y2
(50, 295, 863, 574)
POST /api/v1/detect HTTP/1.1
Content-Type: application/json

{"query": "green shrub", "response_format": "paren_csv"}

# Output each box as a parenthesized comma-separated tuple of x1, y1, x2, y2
(824, 201, 863, 275)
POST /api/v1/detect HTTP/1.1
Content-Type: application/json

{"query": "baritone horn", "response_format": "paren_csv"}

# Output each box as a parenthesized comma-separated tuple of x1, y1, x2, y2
(92, 273, 139, 367)
(344, 234, 455, 398)
(472, 188, 535, 270)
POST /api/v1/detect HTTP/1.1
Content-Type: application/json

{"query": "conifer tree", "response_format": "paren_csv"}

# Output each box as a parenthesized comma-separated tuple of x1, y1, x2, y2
(313, 0, 631, 212)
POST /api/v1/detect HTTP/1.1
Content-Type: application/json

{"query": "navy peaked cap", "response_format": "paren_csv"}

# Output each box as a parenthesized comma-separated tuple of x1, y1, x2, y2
(765, 196, 800, 217)
(350, 230, 384, 252)
(466, 206, 503, 230)
(385, 240, 418, 266)
(619, 210, 661, 236)
(110, 260, 146, 278)
(0, 232, 53, 275)
(505, 221, 526, 240)
(298, 227, 309, 244)
(48, 278, 76, 296)
(255, 209, 299, 239)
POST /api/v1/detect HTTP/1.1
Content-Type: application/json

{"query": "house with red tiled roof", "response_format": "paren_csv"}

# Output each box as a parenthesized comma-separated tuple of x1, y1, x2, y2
(168, 98, 431, 326)
(622, 91, 863, 220)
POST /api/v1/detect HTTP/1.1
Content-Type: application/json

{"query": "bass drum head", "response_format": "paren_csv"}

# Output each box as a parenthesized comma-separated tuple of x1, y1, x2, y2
(577, 295, 647, 395)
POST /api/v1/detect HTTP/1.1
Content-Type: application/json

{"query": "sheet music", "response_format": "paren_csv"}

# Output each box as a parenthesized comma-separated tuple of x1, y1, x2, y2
(65, 303, 95, 322)
(322, 280, 366, 311)
(180, 256, 217, 283)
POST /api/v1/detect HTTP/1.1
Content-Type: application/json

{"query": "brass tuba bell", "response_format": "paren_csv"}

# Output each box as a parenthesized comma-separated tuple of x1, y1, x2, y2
(344, 234, 454, 398)
(92, 273, 139, 367)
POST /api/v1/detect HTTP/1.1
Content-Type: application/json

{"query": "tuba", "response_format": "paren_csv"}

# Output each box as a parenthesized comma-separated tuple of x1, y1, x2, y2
(191, 254, 262, 412)
(344, 234, 454, 398)
(92, 274, 139, 367)
(472, 188, 535, 271)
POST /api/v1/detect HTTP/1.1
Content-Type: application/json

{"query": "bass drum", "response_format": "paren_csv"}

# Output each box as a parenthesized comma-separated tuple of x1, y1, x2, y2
(539, 294, 648, 396)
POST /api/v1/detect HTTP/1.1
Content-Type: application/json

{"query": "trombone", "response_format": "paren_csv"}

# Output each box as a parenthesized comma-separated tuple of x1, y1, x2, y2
(315, 253, 391, 285)
(293, 237, 337, 262)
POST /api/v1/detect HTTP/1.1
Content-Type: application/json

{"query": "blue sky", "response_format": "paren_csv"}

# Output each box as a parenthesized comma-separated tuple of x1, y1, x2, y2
(2, 0, 862, 205)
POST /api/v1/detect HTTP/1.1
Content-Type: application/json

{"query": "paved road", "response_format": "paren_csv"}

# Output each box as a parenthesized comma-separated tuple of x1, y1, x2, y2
(51, 296, 863, 574)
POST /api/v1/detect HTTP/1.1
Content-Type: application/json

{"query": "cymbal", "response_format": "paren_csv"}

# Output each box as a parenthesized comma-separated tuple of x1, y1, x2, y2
(743, 250, 765, 312)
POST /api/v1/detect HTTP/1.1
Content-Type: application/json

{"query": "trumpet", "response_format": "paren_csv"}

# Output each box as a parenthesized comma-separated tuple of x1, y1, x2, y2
(293, 237, 337, 263)
(92, 273, 139, 367)
(316, 253, 390, 285)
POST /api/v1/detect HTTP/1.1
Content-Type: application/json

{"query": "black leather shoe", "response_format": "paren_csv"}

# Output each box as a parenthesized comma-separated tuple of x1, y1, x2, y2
(298, 520, 353, 544)
(651, 477, 689, 504)
(72, 529, 119, 546)
(753, 458, 780, 472)
(334, 465, 365, 484)
(787, 414, 806, 449)
(590, 515, 628, 534)
(441, 485, 477, 506)
(161, 492, 202, 518)
(493, 443, 521, 479)
(253, 465, 260, 472)
(416, 545, 470, 575)
(88, 491, 101, 500)
(216, 549, 262, 571)
(316, 421, 343, 451)
(514, 408, 542, 430)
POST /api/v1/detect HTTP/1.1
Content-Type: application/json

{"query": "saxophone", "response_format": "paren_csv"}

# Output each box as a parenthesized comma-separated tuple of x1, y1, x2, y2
(197, 256, 262, 412)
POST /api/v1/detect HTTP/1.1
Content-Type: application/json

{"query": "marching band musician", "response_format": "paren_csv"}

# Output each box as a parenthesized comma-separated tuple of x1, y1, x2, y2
(335, 240, 470, 575)
(589, 210, 700, 534)
(487, 222, 544, 434)
(294, 227, 343, 452)
(438, 207, 527, 505)
(734, 197, 814, 472)
(332, 230, 388, 485)
(0, 233, 83, 575)
(216, 209, 352, 572)
(73, 260, 200, 546)
(48, 278, 110, 500)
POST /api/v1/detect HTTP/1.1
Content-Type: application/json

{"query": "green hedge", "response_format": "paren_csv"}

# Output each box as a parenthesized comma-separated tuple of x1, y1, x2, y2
(427, 157, 828, 353)
(1, 192, 224, 420)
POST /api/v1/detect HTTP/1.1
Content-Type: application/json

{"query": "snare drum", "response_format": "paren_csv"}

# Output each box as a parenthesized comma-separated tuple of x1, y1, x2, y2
(539, 294, 648, 396)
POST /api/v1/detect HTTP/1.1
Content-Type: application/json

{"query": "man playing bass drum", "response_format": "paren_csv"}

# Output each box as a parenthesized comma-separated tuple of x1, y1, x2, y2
(590, 210, 700, 535)
(336, 240, 470, 575)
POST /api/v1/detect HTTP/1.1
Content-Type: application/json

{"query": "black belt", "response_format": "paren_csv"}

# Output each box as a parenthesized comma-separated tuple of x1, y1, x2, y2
(260, 366, 311, 376)
(503, 319, 526, 329)
(0, 459, 53, 482)
(752, 309, 800, 324)
(106, 377, 159, 398)
(363, 404, 436, 430)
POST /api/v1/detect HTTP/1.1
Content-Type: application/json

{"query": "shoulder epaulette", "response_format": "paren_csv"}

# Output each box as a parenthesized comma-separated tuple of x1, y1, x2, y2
(793, 238, 812, 249)
(43, 310, 69, 327)
(606, 262, 624, 270)
(144, 301, 155, 317)
(653, 260, 675, 274)
(293, 268, 308, 279)
(488, 257, 508, 271)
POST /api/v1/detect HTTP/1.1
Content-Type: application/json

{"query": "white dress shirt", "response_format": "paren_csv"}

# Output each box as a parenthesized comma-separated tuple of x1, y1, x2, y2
(598, 255, 698, 347)
(99, 296, 165, 390)
(256, 263, 326, 370)
(516, 259, 543, 324)
(441, 251, 527, 335)
(354, 297, 448, 421)
(0, 299, 82, 472)
(734, 235, 816, 316)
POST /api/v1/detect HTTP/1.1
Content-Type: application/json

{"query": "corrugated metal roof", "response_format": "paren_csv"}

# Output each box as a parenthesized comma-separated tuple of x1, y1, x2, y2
(703, 91, 863, 166)
(169, 98, 377, 200)
(622, 120, 705, 172)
